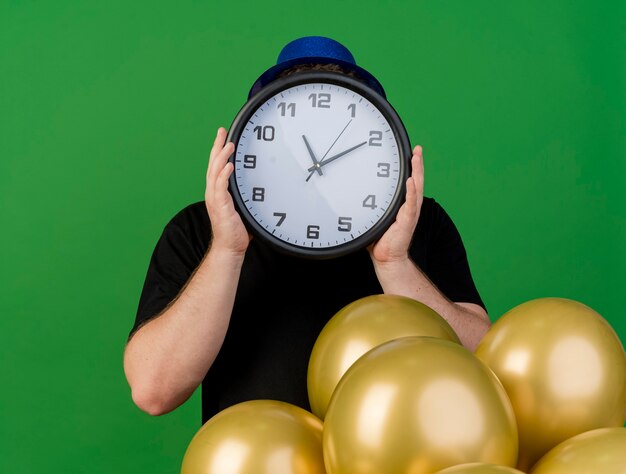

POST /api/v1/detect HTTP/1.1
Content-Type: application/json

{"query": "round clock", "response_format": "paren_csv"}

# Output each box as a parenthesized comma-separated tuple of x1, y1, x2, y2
(226, 71, 412, 259)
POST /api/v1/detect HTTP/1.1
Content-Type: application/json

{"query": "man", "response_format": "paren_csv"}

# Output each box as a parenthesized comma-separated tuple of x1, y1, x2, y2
(123, 36, 490, 425)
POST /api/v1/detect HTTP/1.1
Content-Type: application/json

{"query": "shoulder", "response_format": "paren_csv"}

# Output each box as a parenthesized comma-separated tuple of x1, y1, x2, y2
(160, 201, 211, 252)
(412, 196, 466, 258)
(417, 196, 455, 233)
(167, 201, 210, 229)
(420, 196, 437, 217)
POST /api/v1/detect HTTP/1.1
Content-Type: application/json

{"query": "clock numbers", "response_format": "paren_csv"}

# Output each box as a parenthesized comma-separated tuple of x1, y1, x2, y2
(252, 187, 265, 202)
(338, 216, 352, 232)
(307, 225, 320, 239)
(253, 125, 275, 141)
(362, 194, 377, 209)
(368, 130, 383, 147)
(348, 103, 356, 118)
(243, 154, 257, 169)
(308, 93, 331, 108)
(273, 212, 286, 226)
(277, 102, 296, 117)
(377, 162, 390, 177)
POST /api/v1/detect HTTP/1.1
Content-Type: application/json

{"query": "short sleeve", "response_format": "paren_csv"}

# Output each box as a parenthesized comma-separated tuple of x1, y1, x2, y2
(422, 200, 487, 312)
(128, 212, 206, 341)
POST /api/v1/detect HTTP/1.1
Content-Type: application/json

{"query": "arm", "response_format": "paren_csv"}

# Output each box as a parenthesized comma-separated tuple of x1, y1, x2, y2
(123, 128, 250, 416)
(369, 146, 490, 351)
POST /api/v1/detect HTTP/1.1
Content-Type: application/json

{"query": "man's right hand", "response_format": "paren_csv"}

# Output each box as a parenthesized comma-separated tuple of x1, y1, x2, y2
(205, 127, 252, 256)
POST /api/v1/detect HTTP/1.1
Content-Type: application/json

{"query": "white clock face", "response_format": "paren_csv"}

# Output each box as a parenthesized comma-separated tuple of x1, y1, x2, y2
(231, 78, 405, 255)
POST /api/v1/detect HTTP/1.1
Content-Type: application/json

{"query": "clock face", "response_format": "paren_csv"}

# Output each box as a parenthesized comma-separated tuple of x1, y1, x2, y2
(227, 72, 410, 258)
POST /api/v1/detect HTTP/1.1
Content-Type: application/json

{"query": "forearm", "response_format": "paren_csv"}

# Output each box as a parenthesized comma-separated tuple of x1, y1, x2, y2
(372, 257, 490, 351)
(123, 245, 245, 415)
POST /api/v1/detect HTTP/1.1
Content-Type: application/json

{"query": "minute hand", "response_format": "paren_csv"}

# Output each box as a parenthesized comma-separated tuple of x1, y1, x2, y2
(307, 141, 368, 173)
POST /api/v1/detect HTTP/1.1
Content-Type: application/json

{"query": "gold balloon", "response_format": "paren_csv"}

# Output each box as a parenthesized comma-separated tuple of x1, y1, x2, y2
(308, 294, 460, 419)
(435, 463, 526, 474)
(475, 297, 626, 472)
(530, 427, 626, 474)
(180, 399, 325, 474)
(323, 336, 518, 474)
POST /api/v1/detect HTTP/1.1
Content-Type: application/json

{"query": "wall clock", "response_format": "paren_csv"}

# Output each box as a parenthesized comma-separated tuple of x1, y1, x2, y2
(227, 71, 411, 259)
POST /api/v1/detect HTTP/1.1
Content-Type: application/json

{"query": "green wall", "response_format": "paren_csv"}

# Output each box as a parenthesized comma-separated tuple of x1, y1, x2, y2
(1, 1, 624, 472)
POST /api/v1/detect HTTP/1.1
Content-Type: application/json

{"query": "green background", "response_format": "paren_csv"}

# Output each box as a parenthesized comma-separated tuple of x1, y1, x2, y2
(1, 0, 624, 472)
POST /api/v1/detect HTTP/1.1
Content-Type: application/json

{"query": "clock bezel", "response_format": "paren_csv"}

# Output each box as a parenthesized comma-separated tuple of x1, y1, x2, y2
(226, 71, 412, 259)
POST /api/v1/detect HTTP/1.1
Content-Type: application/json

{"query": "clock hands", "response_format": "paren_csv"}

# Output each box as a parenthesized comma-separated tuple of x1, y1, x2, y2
(320, 119, 352, 161)
(302, 135, 323, 181)
(305, 119, 359, 181)
(306, 141, 368, 180)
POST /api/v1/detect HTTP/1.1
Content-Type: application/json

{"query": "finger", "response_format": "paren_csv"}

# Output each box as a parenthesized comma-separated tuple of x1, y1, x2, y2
(394, 177, 416, 226)
(404, 175, 417, 216)
(412, 145, 424, 198)
(207, 127, 228, 182)
(214, 161, 235, 208)
(207, 141, 235, 203)
(210, 127, 227, 161)
(212, 141, 234, 185)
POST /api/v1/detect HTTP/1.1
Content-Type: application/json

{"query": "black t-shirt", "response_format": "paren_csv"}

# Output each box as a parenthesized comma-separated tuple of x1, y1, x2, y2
(129, 197, 486, 425)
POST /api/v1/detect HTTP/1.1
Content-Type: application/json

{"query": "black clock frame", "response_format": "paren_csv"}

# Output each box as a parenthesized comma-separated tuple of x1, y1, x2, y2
(226, 71, 412, 259)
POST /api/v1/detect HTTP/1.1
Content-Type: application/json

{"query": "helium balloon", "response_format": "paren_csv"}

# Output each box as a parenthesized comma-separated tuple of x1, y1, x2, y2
(435, 463, 526, 474)
(475, 297, 626, 472)
(181, 399, 325, 474)
(308, 294, 460, 419)
(323, 336, 518, 474)
(530, 427, 626, 474)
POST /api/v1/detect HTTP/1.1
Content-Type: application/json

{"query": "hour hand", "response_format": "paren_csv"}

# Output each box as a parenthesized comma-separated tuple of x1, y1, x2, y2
(302, 135, 323, 180)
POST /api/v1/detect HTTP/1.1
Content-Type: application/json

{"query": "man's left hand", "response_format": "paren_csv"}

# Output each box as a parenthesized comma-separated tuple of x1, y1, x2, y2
(368, 145, 424, 264)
